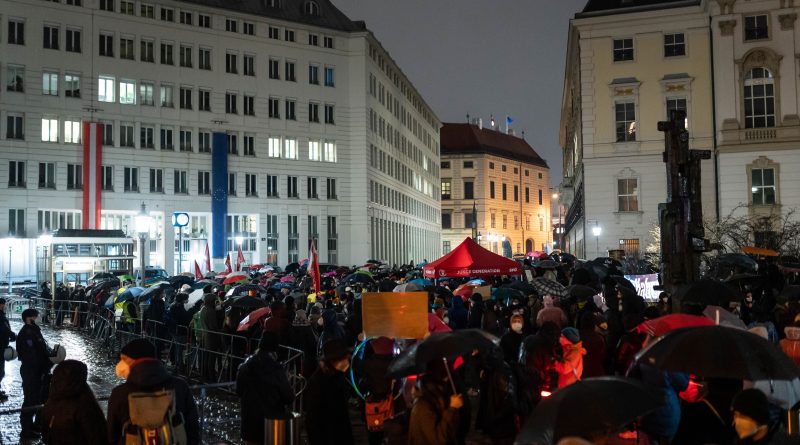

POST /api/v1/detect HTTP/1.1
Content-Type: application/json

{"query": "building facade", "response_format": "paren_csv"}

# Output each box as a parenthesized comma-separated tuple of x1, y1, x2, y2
(560, 0, 716, 260)
(439, 123, 551, 257)
(0, 0, 441, 276)
(712, 0, 800, 243)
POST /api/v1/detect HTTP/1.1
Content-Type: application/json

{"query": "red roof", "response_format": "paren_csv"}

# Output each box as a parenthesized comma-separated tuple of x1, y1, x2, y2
(440, 123, 548, 168)
(423, 237, 522, 278)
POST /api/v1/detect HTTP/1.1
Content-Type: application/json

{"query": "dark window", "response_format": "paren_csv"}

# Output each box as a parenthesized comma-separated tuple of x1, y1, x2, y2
(463, 161, 473, 169)
(441, 213, 452, 229)
(463, 181, 474, 200)
(441, 161, 450, 169)
(613, 38, 633, 62)
(664, 33, 685, 57)
(538, 189, 543, 205)
(502, 183, 507, 200)
(615, 102, 636, 142)
(745, 15, 769, 41)
(489, 181, 495, 199)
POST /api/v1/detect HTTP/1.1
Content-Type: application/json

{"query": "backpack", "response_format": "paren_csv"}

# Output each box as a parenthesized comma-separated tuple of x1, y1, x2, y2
(365, 391, 394, 432)
(123, 390, 187, 445)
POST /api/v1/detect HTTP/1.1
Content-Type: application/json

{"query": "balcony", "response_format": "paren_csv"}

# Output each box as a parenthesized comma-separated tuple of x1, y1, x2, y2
(720, 119, 800, 146)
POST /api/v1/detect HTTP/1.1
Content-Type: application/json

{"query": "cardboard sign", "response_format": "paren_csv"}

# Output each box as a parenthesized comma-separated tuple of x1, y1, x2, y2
(362, 292, 429, 339)
(474, 285, 493, 300)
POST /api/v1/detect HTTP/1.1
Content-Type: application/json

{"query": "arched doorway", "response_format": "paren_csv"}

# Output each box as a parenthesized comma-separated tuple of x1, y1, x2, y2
(502, 239, 512, 258)
(525, 238, 534, 254)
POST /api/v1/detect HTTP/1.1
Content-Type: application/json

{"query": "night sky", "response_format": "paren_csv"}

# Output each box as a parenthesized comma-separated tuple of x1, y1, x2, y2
(335, 0, 588, 185)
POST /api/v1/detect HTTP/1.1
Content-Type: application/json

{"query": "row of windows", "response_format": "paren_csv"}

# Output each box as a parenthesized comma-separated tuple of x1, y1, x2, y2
(439, 160, 544, 179)
(440, 179, 544, 205)
(368, 180, 439, 224)
(441, 212, 545, 232)
(6, 161, 339, 199)
(368, 145, 437, 199)
(368, 110, 439, 180)
(368, 84, 437, 154)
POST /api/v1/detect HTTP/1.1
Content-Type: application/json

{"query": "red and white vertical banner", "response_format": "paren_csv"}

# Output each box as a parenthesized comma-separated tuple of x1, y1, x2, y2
(82, 122, 103, 229)
(236, 244, 245, 271)
(309, 240, 321, 295)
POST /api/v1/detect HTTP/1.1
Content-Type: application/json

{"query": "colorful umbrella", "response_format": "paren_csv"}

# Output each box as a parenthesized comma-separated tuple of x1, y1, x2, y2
(742, 246, 779, 257)
(237, 307, 272, 332)
(409, 278, 432, 287)
(117, 274, 136, 282)
(454, 283, 479, 299)
(222, 271, 249, 285)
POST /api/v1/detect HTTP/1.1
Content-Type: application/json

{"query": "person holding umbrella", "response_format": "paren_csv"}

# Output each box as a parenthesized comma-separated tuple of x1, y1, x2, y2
(408, 359, 463, 445)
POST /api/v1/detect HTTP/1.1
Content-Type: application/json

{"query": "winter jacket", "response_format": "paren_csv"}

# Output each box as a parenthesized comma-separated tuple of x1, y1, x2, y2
(448, 297, 468, 330)
(634, 363, 688, 441)
(263, 308, 292, 344)
(467, 297, 484, 330)
(166, 302, 192, 336)
(236, 351, 295, 443)
(555, 336, 586, 388)
(536, 296, 568, 328)
(199, 304, 222, 350)
(106, 358, 200, 445)
(476, 356, 518, 440)
(499, 330, 524, 365)
(316, 309, 346, 360)
(408, 381, 459, 445)
(304, 366, 354, 445)
(579, 328, 606, 378)
(17, 322, 52, 376)
(41, 360, 108, 445)
(0, 309, 15, 348)
(780, 326, 800, 366)
(519, 323, 562, 412)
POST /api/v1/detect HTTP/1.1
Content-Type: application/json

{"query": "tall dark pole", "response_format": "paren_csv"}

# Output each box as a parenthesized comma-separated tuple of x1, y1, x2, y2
(471, 201, 477, 240)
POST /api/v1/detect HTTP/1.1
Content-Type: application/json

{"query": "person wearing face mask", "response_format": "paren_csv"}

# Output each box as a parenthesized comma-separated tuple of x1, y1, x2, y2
(731, 388, 792, 445)
(500, 314, 525, 365)
(236, 331, 295, 445)
(304, 339, 355, 445)
(16, 309, 53, 439)
(106, 339, 200, 445)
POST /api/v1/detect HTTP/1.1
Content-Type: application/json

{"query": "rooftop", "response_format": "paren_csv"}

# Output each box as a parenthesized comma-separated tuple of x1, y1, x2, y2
(440, 123, 549, 169)
(177, 0, 366, 32)
(578, 0, 700, 18)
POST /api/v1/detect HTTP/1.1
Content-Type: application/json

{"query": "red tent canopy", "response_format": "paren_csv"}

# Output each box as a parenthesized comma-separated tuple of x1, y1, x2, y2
(423, 237, 522, 278)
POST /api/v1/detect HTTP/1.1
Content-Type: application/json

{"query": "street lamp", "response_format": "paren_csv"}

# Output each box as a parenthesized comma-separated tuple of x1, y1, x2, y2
(135, 202, 152, 287)
(38, 233, 53, 287)
(592, 224, 602, 259)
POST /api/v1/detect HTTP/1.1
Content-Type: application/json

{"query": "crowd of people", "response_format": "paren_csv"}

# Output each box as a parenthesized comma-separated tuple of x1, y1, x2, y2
(11, 252, 800, 444)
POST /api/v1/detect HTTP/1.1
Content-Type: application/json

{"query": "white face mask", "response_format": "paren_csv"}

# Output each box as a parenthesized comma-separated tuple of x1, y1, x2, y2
(317, 317, 324, 327)
(511, 323, 523, 334)
(443, 317, 450, 324)
(734, 413, 764, 439)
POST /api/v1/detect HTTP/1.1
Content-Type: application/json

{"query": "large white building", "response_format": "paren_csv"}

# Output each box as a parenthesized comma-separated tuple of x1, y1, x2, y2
(712, 0, 800, 247)
(0, 0, 442, 279)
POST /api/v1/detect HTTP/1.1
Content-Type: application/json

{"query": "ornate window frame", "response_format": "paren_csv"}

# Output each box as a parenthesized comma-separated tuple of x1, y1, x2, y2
(735, 48, 783, 128)
(746, 156, 781, 213)
(612, 167, 644, 225)
(608, 78, 641, 151)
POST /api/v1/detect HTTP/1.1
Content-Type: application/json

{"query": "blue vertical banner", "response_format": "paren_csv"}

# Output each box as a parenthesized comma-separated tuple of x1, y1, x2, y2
(211, 132, 228, 259)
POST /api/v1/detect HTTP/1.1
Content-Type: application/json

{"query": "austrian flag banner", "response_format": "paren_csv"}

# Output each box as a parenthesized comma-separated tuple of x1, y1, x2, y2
(82, 122, 103, 229)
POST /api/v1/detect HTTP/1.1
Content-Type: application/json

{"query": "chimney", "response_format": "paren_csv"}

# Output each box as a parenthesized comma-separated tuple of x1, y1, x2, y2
(509, 129, 515, 136)
(478, 118, 483, 130)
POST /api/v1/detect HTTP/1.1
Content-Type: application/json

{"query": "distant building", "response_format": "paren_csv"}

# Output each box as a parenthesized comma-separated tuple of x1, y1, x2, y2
(559, 0, 716, 260)
(711, 0, 800, 247)
(439, 122, 550, 257)
(0, 0, 441, 278)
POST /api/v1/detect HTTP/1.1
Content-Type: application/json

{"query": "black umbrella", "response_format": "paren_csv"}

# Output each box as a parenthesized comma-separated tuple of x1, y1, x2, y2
(388, 330, 499, 378)
(226, 284, 263, 297)
(533, 260, 558, 270)
(778, 285, 800, 303)
(378, 278, 397, 292)
(89, 272, 116, 281)
(636, 325, 800, 380)
(567, 284, 599, 300)
(608, 275, 635, 291)
(227, 295, 268, 310)
(168, 275, 194, 288)
(716, 253, 759, 273)
(531, 278, 568, 298)
(675, 279, 740, 307)
(504, 281, 538, 296)
(723, 273, 764, 290)
(136, 282, 172, 302)
(284, 262, 301, 274)
(514, 377, 660, 445)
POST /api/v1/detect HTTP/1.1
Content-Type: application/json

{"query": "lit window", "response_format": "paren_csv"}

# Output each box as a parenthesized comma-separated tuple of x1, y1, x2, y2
(323, 141, 336, 162)
(268, 137, 281, 158)
(98, 76, 115, 102)
(64, 120, 81, 143)
(284, 138, 297, 159)
(41, 118, 58, 142)
(308, 140, 320, 161)
(751, 168, 776, 205)
(119, 79, 136, 104)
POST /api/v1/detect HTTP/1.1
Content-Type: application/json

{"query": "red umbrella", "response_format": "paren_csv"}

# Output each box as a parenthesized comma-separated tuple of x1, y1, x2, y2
(237, 307, 271, 332)
(453, 283, 478, 299)
(223, 271, 249, 285)
(636, 314, 715, 338)
(280, 275, 295, 283)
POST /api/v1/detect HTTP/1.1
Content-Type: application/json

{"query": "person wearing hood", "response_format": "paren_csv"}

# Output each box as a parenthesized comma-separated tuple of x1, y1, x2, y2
(304, 339, 355, 445)
(106, 339, 200, 445)
(236, 331, 295, 445)
(536, 296, 568, 329)
(731, 388, 792, 445)
(500, 314, 525, 365)
(41, 360, 108, 445)
(467, 294, 485, 329)
(17, 308, 53, 439)
(317, 308, 345, 360)
(555, 328, 586, 388)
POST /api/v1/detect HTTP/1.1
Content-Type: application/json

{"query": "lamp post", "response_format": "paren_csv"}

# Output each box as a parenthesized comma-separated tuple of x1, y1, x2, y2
(135, 202, 152, 287)
(592, 223, 602, 259)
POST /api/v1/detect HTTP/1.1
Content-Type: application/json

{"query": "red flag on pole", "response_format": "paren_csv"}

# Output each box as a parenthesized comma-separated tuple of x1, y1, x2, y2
(309, 240, 321, 295)
(224, 253, 232, 274)
(236, 245, 245, 271)
(82, 122, 103, 229)
(194, 261, 203, 280)
(204, 243, 211, 272)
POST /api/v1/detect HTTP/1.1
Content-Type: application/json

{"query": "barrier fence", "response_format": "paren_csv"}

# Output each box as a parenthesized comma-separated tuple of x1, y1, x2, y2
(11, 291, 307, 443)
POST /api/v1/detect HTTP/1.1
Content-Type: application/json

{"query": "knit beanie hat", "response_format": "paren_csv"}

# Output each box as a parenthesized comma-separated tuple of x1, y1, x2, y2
(120, 339, 157, 360)
(732, 388, 770, 426)
(562, 327, 580, 344)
